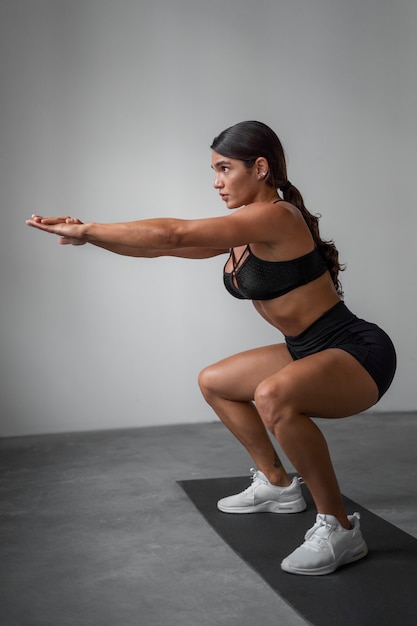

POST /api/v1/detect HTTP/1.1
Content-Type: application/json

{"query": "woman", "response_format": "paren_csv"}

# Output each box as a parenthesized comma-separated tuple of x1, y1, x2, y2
(26, 121, 396, 576)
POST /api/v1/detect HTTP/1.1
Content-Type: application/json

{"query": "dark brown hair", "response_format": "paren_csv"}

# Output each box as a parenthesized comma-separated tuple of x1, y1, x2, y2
(211, 121, 344, 296)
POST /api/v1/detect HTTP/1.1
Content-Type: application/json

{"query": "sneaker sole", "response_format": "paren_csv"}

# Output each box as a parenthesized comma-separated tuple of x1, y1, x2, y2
(217, 497, 307, 514)
(281, 544, 368, 575)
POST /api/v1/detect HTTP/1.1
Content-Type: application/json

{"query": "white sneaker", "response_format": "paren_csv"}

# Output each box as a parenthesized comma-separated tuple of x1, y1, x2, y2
(281, 512, 368, 575)
(217, 469, 307, 514)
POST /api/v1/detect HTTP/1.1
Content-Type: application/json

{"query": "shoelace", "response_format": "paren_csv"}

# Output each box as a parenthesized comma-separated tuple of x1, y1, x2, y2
(303, 515, 338, 552)
(243, 468, 267, 493)
(245, 468, 303, 492)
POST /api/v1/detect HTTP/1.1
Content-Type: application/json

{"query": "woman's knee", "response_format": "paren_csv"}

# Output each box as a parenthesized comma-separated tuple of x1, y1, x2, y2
(254, 375, 295, 431)
(198, 364, 221, 401)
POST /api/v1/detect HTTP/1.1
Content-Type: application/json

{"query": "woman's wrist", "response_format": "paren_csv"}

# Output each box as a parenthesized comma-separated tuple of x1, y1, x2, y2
(82, 222, 95, 242)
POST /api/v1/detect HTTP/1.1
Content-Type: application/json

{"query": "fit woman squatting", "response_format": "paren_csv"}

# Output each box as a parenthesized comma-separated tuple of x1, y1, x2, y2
(26, 121, 396, 575)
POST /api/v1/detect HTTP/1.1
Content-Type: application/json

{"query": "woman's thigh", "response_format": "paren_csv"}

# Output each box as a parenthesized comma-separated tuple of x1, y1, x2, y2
(258, 348, 380, 419)
(200, 343, 294, 402)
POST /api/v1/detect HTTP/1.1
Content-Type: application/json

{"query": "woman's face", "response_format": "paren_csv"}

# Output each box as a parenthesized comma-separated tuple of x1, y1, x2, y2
(211, 151, 260, 209)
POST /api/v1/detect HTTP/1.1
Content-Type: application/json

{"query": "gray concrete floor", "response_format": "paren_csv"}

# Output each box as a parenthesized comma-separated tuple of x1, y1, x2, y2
(1, 413, 416, 626)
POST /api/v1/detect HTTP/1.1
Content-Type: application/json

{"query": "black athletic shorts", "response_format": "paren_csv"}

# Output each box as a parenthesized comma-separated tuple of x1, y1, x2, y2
(285, 301, 396, 400)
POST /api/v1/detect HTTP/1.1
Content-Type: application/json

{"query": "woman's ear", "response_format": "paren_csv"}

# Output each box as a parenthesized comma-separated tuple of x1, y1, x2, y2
(255, 157, 269, 179)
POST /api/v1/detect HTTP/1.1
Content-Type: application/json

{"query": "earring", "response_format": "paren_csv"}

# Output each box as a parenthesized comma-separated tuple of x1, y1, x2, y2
(259, 172, 268, 179)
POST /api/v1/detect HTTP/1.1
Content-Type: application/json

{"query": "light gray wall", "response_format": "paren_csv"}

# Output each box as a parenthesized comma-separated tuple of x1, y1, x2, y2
(1, 0, 416, 437)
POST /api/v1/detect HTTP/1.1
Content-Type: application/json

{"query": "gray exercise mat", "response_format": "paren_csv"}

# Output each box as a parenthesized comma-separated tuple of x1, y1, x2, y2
(178, 475, 417, 626)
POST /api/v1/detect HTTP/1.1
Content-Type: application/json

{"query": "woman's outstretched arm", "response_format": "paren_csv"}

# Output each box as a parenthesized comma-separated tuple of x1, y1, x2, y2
(26, 202, 287, 254)
(25, 214, 228, 259)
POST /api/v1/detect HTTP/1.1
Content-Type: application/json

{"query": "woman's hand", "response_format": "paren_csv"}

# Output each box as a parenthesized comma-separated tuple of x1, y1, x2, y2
(26, 215, 88, 245)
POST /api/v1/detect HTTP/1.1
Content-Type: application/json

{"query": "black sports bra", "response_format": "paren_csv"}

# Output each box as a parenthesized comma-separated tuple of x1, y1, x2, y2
(223, 245, 328, 301)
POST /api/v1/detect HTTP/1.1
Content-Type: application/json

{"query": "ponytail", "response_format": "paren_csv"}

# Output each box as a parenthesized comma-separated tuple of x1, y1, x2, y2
(280, 182, 345, 297)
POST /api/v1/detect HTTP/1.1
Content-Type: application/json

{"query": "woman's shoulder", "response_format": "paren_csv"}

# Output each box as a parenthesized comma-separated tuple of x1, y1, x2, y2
(244, 201, 313, 252)
(239, 200, 305, 230)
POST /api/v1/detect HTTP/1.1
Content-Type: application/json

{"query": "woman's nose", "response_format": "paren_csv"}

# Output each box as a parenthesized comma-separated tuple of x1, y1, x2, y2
(213, 174, 223, 189)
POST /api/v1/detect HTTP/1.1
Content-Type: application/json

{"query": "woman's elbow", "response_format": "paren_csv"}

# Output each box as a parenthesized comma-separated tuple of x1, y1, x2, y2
(162, 220, 188, 249)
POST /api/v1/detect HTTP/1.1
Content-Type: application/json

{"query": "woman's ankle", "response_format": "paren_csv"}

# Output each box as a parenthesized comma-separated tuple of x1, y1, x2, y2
(262, 467, 292, 488)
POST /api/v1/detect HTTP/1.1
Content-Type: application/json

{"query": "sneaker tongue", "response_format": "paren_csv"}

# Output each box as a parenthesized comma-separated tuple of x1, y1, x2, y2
(306, 517, 336, 548)
(256, 471, 269, 484)
(317, 513, 339, 527)
(308, 514, 340, 542)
